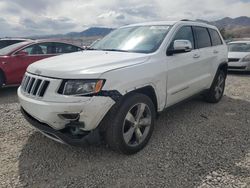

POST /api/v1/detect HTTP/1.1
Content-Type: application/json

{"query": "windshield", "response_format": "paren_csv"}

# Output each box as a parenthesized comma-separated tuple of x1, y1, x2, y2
(228, 43, 250, 52)
(91, 25, 171, 53)
(0, 42, 30, 56)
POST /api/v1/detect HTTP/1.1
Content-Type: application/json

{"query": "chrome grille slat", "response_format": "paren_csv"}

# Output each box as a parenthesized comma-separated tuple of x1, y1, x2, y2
(33, 79, 42, 96)
(30, 79, 39, 95)
(27, 78, 35, 93)
(22, 76, 28, 90)
(228, 58, 240, 62)
(21, 74, 50, 98)
(23, 77, 31, 92)
(21, 75, 27, 89)
(37, 80, 46, 97)
(39, 81, 49, 97)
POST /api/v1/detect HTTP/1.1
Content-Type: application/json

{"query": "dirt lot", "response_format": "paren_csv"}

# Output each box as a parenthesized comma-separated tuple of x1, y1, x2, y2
(0, 73, 249, 188)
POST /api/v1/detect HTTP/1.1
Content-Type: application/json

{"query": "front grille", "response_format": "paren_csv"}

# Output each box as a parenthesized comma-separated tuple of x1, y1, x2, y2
(228, 66, 246, 70)
(228, 58, 240, 62)
(21, 74, 50, 97)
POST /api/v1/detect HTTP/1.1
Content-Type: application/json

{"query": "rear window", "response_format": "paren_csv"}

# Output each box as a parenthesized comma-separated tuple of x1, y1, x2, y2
(0, 40, 24, 49)
(193, 27, 211, 48)
(208, 29, 223, 46)
(0, 42, 30, 55)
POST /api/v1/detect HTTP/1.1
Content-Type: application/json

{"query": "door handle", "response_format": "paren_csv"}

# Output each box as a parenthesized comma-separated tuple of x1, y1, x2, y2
(1, 61, 7, 65)
(213, 50, 219, 54)
(193, 54, 200, 58)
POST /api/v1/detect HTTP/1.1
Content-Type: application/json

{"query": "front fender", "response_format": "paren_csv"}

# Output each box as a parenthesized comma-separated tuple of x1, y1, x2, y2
(100, 58, 167, 111)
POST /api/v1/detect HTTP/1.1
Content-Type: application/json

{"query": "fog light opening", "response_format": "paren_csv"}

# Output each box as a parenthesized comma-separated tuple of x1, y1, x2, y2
(58, 113, 80, 121)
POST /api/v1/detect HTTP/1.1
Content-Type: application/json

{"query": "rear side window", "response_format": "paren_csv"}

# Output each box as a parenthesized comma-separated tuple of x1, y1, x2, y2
(22, 42, 54, 55)
(208, 29, 223, 46)
(54, 43, 82, 54)
(193, 27, 211, 48)
(173, 26, 195, 49)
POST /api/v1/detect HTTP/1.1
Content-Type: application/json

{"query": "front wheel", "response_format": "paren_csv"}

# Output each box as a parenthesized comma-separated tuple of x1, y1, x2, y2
(204, 70, 226, 103)
(104, 93, 156, 155)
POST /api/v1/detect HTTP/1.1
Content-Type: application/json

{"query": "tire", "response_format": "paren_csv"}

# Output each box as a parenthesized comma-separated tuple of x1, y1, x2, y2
(104, 93, 156, 155)
(204, 70, 226, 103)
(0, 72, 4, 88)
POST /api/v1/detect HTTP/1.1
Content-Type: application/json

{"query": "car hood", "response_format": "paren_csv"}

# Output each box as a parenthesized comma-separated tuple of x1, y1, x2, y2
(228, 52, 250, 59)
(28, 50, 151, 79)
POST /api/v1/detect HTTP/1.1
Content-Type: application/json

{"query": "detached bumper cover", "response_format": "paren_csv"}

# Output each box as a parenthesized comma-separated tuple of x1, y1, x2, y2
(21, 108, 101, 146)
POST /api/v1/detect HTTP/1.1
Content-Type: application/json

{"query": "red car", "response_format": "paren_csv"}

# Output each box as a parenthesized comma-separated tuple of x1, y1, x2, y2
(0, 40, 83, 87)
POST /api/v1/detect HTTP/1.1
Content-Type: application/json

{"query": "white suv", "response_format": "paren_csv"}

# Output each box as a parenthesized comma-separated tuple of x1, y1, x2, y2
(18, 21, 228, 154)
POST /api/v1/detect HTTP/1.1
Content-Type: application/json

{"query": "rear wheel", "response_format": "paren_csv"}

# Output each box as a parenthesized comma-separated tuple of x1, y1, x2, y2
(104, 93, 156, 155)
(204, 70, 226, 103)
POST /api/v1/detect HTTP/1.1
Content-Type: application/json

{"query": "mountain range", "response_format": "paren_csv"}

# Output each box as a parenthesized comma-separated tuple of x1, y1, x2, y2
(34, 16, 250, 40)
(204, 16, 250, 38)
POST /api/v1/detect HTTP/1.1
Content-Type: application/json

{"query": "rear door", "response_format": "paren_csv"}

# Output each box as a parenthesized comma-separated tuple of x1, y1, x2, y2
(7, 42, 55, 84)
(207, 28, 225, 77)
(192, 26, 214, 87)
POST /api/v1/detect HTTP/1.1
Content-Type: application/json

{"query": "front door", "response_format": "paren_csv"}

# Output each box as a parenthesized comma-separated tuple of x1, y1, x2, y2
(166, 26, 211, 107)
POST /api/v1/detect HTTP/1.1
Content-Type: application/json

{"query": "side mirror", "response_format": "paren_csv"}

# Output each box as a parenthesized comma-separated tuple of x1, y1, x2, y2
(16, 51, 28, 56)
(167, 40, 192, 55)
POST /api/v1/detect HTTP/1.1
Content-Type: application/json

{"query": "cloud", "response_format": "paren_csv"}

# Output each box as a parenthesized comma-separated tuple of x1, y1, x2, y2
(98, 11, 125, 20)
(0, 0, 250, 37)
(3, 0, 58, 13)
(20, 17, 77, 33)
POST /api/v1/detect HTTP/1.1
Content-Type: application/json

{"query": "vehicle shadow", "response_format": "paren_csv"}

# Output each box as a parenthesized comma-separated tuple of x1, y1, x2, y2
(18, 96, 250, 187)
(0, 86, 18, 104)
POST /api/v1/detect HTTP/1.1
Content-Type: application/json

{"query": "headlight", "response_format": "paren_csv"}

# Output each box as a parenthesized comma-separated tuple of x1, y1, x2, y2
(242, 54, 250, 62)
(59, 79, 105, 96)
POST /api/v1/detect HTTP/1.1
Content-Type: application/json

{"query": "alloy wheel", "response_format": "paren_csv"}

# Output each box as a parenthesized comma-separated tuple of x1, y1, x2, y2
(122, 103, 152, 147)
(214, 73, 225, 100)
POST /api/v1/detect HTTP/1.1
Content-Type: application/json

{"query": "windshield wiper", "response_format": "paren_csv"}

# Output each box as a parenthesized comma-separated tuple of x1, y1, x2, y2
(86, 47, 98, 50)
(100, 49, 129, 52)
(86, 48, 129, 52)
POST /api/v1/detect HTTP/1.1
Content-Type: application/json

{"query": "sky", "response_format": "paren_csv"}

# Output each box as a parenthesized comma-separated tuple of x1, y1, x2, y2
(0, 0, 250, 37)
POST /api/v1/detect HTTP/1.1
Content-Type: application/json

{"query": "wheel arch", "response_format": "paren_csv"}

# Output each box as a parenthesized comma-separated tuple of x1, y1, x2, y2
(218, 62, 228, 77)
(210, 62, 228, 87)
(125, 85, 158, 113)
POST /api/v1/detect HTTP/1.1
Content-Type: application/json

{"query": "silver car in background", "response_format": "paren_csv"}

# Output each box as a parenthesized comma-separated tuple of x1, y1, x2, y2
(228, 41, 250, 71)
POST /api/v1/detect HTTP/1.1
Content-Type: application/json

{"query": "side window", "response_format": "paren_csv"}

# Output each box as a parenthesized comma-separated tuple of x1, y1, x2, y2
(193, 27, 212, 48)
(173, 26, 195, 49)
(208, 29, 223, 46)
(22, 43, 55, 55)
(54, 43, 82, 54)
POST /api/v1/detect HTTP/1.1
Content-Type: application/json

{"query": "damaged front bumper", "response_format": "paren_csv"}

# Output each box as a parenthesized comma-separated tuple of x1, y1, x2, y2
(21, 108, 101, 146)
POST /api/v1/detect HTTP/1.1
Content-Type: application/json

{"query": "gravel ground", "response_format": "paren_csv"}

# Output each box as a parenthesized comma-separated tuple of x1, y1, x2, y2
(0, 73, 249, 188)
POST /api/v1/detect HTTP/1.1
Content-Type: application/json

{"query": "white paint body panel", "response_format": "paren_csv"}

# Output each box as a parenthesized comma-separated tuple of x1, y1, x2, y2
(18, 21, 228, 131)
